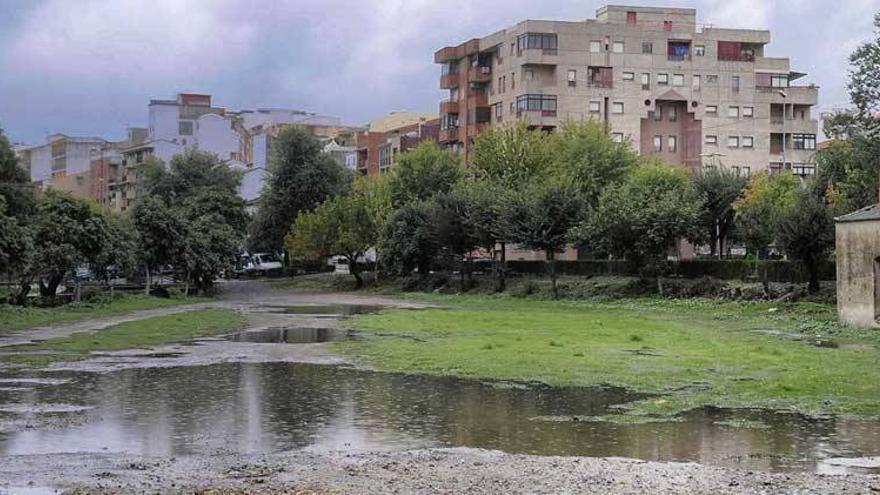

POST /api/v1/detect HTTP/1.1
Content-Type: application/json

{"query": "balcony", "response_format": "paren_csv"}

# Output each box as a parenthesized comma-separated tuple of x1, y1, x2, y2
(519, 48, 558, 66)
(516, 109, 558, 128)
(770, 118, 819, 134)
(440, 73, 459, 89)
(757, 85, 819, 105)
(439, 127, 461, 143)
(467, 66, 492, 84)
(467, 92, 488, 108)
(440, 100, 459, 114)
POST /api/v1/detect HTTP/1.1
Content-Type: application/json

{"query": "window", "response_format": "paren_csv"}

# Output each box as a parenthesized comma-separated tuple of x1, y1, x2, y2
(663, 20, 672, 31)
(654, 107, 662, 121)
(653, 135, 663, 152)
(731, 75, 740, 92)
(589, 101, 601, 113)
(517, 33, 558, 53)
(741, 166, 751, 176)
(728, 136, 740, 148)
(692, 75, 701, 90)
(641, 73, 650, 89)
(742, 136, 754, 148)
(612, 132, 625, 143)
(511, 72, 516, 90)
(771, 74, 789, 88)
(728, 106, 740, 118)
(694, 45, 705, 56)
(743, 106, 754, 117)
(612, 102, 624, 114)
(792, 133, 817, 150)
(567, 69, 577, 87)
(672, 74, 684, 86)
(706, 105, 717, 115)
(498, 77, 503, 93)
(622, 71, 634, 81)
(668, 135, 677, 153)
(516, 94, 558, 115)
(793, 164, 815, 176)
(705, 135, 718, 145)
(613, 41, 624, 53)
(495, 102, 503, 120)
(706, 74, 718, 84)
(509, 101, 515, 113)
(627, 11, 637, 24)
(524, 69, 534, 80)
(657, 73, 669, 85)
(642, 42, 653, 54)
(178, 121, 193, 136)
(590, 40, 602, 53)
(668, 105, 677, 122)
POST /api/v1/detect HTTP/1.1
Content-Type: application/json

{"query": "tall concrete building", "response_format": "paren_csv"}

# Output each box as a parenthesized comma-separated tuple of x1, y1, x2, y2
(434, 5, 819, 175)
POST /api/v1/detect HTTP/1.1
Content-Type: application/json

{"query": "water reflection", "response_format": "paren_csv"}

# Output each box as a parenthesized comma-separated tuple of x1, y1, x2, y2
(0, 362, 877, 473)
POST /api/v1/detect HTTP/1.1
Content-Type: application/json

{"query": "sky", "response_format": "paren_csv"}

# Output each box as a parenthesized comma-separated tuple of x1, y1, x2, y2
(0, 0, 878, 144)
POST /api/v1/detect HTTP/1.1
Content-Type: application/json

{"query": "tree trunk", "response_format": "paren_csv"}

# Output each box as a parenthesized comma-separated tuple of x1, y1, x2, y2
(807, 259, 820, 293)
(657, 275, 664, 296)
(13, 278, 30, 306)
(350, 258, 364, 289)
(74, 278, 81, 303)
(495, 242, 507, 293)
(547, 250, 558, 299)
(144, 265, 151, 296)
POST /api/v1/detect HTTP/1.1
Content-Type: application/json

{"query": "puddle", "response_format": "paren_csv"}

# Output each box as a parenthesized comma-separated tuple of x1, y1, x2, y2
(0, 403, 92, 414)
(0, 362, 878, 474)
(818, 456, 880, 475)
(0, 378, 71, 386)
(227, 327, 352, 344)
(262, 304, 382, 317)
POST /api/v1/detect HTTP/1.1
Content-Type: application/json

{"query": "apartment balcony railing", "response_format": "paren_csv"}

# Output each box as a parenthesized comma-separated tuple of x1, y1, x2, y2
(667, 54, 691, 61)
(587, 80, 614, 89)
(467, 66, 492, 84)
(439, 127, 461, 143)
(439, 100, 459, 114)
(519, 48, 558, 66)
(440, 73, 459, 89)
(757, 85, 819, 105)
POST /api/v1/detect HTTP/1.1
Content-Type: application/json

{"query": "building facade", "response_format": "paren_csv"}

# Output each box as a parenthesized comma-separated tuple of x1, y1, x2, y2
(355, 112, 440, 175)
(836, 203, 880, 328)
(434, 5, 819, 175)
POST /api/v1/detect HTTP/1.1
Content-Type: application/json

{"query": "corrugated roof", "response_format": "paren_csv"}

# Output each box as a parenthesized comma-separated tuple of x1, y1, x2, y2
(836, 204, 880, 223)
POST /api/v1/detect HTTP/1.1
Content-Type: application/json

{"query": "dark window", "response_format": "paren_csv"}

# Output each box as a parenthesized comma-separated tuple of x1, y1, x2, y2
(641, 42, 653, 54)
(663, 21, 672, 31)
(792, 134, 816, 150)
(667, 41, 691, 61)
(179, 121, 193, 136)
(587, 66, 613, 88)
(627, 11, 637, 24)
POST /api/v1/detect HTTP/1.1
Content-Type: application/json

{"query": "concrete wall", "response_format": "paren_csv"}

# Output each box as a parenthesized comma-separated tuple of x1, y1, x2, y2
(196, 113, 240, 161)
(836, 220, 880, 328)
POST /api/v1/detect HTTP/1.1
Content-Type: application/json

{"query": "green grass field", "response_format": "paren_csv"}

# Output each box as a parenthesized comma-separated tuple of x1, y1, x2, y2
(3, 309, 247, 367)
(339, 294, 880, 418)
(0, 294, 211, 335)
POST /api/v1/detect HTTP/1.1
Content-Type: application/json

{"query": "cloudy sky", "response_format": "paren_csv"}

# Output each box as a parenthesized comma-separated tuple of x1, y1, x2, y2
(0, 0, 877, 144)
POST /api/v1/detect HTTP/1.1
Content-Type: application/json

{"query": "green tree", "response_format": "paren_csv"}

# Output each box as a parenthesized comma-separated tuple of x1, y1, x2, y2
(0, 127, 34, 219)
(434, 189, 482, 290)
(692, 167, 748, 258)
(31, 189, 110, 298)
(548, 120, 637, 207)
(381, 200, 441, 277)
(471, 121, 550, 188)
(733, 171, 799, 259)
(388, 141, 461, 206)
(582, 165, 704, 292)
(92, 212, 137, 295)
(849, 12, 880, 127)
(0, 197, 34, 305)
(354, 174, 393, 281)
(505, 181, 585, 298)
(249, 127, 351, 253)
(777, 185, 835, 293)
(286, 193, 375, 288)
(816, 137, 880, 212)
(131, 195, 185, 294)
(455, 179, 513, 291)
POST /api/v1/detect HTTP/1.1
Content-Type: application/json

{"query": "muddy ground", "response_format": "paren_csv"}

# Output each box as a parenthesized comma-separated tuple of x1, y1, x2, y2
(2, 448, 878, 494)
(0, 280, 878, 494)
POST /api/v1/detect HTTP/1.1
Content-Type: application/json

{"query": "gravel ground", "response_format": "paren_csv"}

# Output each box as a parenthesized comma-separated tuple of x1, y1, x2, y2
(1, 448, 878, 494)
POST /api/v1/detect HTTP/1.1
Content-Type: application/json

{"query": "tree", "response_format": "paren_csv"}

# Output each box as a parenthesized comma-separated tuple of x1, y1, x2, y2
(455, 179, 513, 291)
(849, 12, 880, 129)
(581, 165, 705, 293)
(777, 185, 835, 293)
(816, 137, 880, 213)
(388, 141, 461, 206)
(434, 189, 482, 290)
(0, 197, 34, 305)
(505, 181, 585, 298)
(381, 201, 441, 277)
(354, 174, 393, 281)
(286, 194, 375, 288)
(733, 171, 799, 259)
(249, 127, 351, 253)
(547, 120, 637, 207)
(31, 189, 109, 298)
(692, 167, 748, 258)
(471, 120, 550, 188)
(92, 213, 137, 295)
(0, 128, 34, 219)
(134, 150, 247, 295)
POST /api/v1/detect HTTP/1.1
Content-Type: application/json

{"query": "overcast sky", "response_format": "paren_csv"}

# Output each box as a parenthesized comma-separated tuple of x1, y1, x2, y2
(1, 0, 878, 144)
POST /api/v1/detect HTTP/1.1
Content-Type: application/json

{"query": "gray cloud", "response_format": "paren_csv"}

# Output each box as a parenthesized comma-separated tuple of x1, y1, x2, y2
(0, 0, 877, 143)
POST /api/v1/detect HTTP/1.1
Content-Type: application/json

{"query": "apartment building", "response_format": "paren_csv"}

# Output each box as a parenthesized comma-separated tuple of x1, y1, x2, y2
(355, 112, 440, 175)
(434, 5, 819, 175)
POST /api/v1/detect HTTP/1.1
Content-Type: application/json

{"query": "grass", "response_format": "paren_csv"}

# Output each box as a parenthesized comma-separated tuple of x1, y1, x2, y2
(0, 294, 211, 336)
(2, 309, 248, 368)
(337, 293, 880, 418)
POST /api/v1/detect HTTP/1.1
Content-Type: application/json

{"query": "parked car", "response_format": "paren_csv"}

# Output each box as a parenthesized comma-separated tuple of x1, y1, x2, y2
(237, 252, 283, 277)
